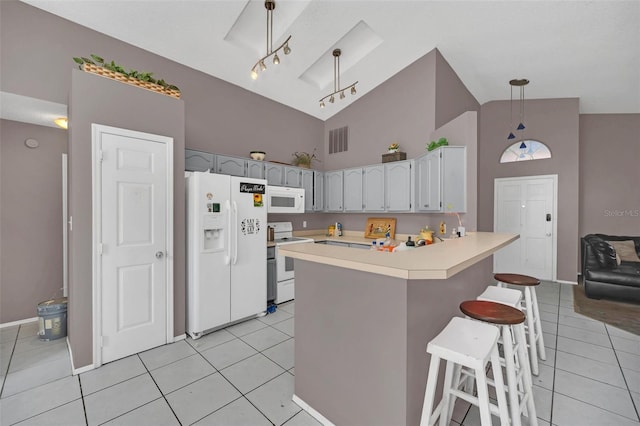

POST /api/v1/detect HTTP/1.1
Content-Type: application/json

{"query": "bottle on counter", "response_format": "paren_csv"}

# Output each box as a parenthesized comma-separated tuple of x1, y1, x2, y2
(370, 241, 378, 250)
(336, 222, 343, 237)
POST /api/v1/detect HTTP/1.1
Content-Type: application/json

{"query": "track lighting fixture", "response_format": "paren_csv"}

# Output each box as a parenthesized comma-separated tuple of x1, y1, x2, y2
(507, 78, 529, 141)
(250, 0, 292, 80)
(319, 49, 358, 108)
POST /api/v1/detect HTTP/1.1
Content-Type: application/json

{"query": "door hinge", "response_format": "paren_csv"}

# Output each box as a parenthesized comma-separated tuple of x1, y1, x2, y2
(440, 201, 442, 207)
(99, 150, 104, 162)
(98, 243, 103, 255)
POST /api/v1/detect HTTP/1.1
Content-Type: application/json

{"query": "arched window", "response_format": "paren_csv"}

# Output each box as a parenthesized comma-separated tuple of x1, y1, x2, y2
(500, 140, 551, 163)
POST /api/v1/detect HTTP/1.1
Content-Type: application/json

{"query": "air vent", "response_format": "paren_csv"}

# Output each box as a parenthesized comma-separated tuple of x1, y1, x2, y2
(329, 126, 349, 154)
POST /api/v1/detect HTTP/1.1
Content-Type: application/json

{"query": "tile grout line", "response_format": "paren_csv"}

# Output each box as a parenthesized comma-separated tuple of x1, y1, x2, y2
(0, 326, 19, 399)
(605, 326, 640, 422)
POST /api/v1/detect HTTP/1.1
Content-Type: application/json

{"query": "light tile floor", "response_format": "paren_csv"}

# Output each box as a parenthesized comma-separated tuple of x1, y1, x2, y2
(1, 283, 639, 425)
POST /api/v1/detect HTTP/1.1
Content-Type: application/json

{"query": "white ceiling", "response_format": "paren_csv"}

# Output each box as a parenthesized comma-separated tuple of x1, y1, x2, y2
(21, 0, 640, 120)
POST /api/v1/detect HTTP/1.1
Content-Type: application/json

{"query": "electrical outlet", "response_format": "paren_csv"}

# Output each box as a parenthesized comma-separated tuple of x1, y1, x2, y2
(439, 221, 446, 235)
(302, 221, 307, 228)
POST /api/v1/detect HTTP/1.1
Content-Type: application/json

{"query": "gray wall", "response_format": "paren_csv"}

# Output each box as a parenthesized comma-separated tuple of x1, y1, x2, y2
(317, 49, 480, 237)
(68, 69, 185, 368)
(0, 120, 68, 322)
(0, 0, 322, 327)
(579, 114, 640, 237)
(478, 98, 580, 281)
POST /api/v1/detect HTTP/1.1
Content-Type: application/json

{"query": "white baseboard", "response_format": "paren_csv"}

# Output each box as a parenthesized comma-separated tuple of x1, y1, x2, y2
(292, 395, 335, 426)
(66, 337, 95, 375)
(555, 279, 578, 285)
(0, 317, 38, 329)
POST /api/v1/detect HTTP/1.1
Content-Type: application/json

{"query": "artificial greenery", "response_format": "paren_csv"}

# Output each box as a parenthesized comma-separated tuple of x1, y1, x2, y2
(73, 54, 179, 92)
(292, 148, 320, 167)
(426, 137, 449, 151)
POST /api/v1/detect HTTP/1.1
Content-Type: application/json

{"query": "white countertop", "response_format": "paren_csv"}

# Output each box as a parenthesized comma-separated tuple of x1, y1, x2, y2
(278, 231, 519, 280)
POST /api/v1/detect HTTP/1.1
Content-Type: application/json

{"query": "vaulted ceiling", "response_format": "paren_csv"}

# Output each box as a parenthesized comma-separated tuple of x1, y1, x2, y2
(21, 0, 640, 120)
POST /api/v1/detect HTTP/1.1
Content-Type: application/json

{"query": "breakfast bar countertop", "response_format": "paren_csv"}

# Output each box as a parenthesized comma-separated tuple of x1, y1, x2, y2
(278, 231, 518, 280)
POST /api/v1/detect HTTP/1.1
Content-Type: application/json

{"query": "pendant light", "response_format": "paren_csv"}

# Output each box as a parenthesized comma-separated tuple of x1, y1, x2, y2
(251, 0, 292, 80)
(319, 49, 358, 108)
(507, 78, 529, 143)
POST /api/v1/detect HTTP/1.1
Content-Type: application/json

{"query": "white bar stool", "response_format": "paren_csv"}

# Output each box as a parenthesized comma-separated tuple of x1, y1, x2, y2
(420, 317, 510, 426)
(494, 273, 546, 376)
(474, 288, 538, 426)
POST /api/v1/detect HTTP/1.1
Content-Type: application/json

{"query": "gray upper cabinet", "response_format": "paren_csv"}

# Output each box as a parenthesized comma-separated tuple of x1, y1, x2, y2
(325, 170, 344, 212)
(363, 165, 385, 212)
(416, 146, 466, 213)
(343, 167, 364, 212)
(247, 160, 265, 179)
(384, 160, 413, 211)
(416, 150, 441, 212)
(216, 154, 246, 176)
(302, 170, 323, 211)
(284, 166, 302, 187)
(313, 171, 324, 211)
(265, 163, 284, 186)
(185, 149, 214, 172)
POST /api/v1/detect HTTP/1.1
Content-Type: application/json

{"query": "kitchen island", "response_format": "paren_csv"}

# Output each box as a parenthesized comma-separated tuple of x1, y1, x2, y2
(279, 232, 518, 426)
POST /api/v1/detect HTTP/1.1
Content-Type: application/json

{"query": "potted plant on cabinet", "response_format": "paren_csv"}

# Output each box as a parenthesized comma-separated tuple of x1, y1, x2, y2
(292, 149, 319, 168)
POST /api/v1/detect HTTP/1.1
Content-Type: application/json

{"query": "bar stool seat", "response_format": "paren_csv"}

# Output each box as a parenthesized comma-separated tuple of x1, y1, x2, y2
(478, 286, 522, 308)
(494, 273, 546, 375)
(420, 317, 510, 426)
(461, 300, 538, 426)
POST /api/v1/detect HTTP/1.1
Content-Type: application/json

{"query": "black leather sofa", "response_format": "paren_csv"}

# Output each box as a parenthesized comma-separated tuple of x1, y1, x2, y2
(581, 234, 640, 303)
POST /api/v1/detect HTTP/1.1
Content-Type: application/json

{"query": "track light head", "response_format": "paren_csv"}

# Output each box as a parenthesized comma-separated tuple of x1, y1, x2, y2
(320, 101, 325, 108)
(329, 95, 335, 103)
(251, 68, 258, 80)
(351, 86, 356, 95)
(259, 60, 266, 71)
(283, 43, 291, 55)
(273, 53, 280, 65)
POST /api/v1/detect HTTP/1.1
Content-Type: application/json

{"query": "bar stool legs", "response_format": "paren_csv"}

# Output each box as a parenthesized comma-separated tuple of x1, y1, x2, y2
(460, 299, 538, 426)
(494, 273, 547, 376)
(420, 317, 510, 426)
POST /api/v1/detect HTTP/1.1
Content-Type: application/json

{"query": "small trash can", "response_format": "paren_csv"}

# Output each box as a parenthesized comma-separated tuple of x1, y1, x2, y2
(37, 297, 68, 341)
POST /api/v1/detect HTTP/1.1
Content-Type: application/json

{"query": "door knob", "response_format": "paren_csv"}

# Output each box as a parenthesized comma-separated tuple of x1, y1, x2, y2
(546, 233, 551, 237)
(155, 251, 164, 259)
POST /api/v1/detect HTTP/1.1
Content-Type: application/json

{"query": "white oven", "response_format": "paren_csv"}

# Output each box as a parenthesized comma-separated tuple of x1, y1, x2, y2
(269, 222, 313, 303)
(267, 186, 305, 214)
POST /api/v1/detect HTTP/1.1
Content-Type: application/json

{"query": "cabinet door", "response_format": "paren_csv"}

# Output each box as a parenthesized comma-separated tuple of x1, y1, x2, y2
(247, 160, 265, 179)
(265, 163, 283, 186)
(185, 149, 214, 172)
(416, 151, 441, 212)
(442, 147, 467, 213)
(343, 168, 363, 212)
(313, 171, 324, 211)
(216, 155, 246, 177)
(325, 171, 344, 212)
(384, 160, 413, 211)
(302, 169, 314, 211)
(363, 165, 385, 212)
(284, 167, 302, 187)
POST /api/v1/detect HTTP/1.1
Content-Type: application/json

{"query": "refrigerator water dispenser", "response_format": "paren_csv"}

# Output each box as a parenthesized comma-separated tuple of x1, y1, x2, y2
(202, 214, 224, 251)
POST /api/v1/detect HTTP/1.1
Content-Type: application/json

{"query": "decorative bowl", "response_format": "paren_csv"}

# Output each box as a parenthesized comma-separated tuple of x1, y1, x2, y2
(250, 151, 266, 161)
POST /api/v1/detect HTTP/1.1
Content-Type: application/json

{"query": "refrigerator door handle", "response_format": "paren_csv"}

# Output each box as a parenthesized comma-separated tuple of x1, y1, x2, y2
(232, 200, 239, 265)
(224, 200, 231, 265)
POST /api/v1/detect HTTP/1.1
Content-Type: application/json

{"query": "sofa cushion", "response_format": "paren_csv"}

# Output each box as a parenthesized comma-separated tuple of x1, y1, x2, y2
(608, 240, 640, 262)
(585, 262, 640, 288)
(589, 239, 618, 269)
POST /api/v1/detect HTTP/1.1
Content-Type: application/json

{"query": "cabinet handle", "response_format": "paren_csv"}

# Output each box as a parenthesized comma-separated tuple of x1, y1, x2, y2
(424, 204, 429, 207)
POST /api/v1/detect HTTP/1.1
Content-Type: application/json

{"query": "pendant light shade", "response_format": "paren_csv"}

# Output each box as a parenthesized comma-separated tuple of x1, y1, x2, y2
(507, 78, 529, 141)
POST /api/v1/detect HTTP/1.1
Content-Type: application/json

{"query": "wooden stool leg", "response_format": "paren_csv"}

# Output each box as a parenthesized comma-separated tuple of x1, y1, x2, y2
(420, 355, 442, 426)
(439, 360, 456, 426)
(501, 324, 522, 426)
(515, 323, 538, 426)
(474, 365, 493, 426)
(489, 346, 511, 426)
(530, 287, 547, 361)
(524, 287, 539, 376)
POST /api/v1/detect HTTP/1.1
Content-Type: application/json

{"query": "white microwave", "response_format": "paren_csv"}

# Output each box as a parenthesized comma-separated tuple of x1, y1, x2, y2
(267, 186, 305, 214)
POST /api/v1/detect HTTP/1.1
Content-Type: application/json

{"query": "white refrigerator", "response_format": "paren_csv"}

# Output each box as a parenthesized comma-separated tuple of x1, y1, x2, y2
(186, 172, 267, 338)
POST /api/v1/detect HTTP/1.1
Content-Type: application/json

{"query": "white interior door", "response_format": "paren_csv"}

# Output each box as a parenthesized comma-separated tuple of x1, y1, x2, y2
(494, 175, 557, 280)
(94, 124, 173, 364)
